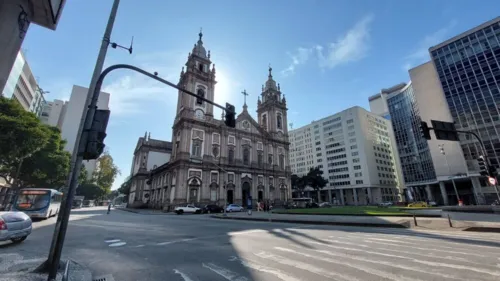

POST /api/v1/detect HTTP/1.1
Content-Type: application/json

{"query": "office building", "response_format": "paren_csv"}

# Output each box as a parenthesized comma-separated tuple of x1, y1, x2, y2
(429, 17, 500, 171)
(290, 106, 404, 205)
(60, 85, 110, 177)
(40, 99, 68, 130)
(0, 0, 66, 93)
(2, 50, 46, 116)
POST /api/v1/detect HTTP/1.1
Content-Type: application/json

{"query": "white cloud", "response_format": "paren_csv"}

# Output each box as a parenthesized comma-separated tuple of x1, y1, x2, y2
(281, 15, 374, 76)
(403, 20, 457, 70)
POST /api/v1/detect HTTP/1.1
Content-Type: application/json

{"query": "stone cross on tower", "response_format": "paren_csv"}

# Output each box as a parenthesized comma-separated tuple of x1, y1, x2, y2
(241, 89, 249, 105)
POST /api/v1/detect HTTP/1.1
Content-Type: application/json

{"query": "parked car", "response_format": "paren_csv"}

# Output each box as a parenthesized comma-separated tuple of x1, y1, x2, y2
(226, 204, 244, 212)
(378, 202, 393, 207)
(202, 204, 224, 214)
(407, 201, 428, 208)
(175, 205, 201, 214)
(0, 211, 32, 243)
(306, 202, 319, 208)
(319, 202, 333, 208)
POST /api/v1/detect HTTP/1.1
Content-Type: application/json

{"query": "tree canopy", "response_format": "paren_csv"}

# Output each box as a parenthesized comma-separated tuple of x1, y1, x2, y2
(117, 177, 131, 196)
(76, 152, 120, 200)
(76, 183, 107, 200)
(0, 97, 70, 190)
(305, 166, 328, 191)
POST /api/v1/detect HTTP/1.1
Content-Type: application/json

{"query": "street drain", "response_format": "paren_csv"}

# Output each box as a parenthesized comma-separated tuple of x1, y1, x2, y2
(93, 274, 115, 281)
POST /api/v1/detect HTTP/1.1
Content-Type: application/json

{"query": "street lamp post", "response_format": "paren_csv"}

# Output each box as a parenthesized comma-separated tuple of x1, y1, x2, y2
(439, 144, 460, 203)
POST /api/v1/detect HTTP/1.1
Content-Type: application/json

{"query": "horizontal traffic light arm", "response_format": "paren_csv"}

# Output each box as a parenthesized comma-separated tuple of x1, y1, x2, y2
(93, 64, 235, 115)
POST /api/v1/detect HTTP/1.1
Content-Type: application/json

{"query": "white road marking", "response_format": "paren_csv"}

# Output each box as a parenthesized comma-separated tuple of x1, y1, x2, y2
(173, 269, 196, 281)
(0, 253, 45, 272)
(255, 251, 358, 281)
(202, 263, 248, 281)
(133, 245, 145, 248)
(157, 238, 197, 245)
(108, 242, 127, 247)
(105, 239, 121, 243)
(274, 246, 423, 281)
(229, 256, 303, 281)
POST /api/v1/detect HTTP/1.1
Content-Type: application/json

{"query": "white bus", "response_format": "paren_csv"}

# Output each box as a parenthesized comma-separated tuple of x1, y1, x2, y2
(12, 189, 63, 219)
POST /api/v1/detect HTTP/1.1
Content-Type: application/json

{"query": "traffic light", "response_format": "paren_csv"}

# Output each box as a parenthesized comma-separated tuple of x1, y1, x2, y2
(489, 165, 498, 177)
(225, 103, 236, 128)
(478, 155, 488, 176)
(419, 121, 431, 140)
(431, 120, 459, 141)
(82, 109, 110, 160)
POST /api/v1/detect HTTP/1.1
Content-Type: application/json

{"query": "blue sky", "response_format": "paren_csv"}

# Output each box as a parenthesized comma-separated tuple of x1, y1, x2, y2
(21, 0, 500, 189)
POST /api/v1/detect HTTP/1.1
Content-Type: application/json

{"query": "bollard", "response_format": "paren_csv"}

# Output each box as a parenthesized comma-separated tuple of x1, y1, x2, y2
(448, 214, 453, 228)
(413, 214, 418, 226)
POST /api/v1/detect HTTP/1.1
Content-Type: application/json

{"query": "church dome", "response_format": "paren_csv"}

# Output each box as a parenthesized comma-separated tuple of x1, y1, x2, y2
(192, 31, 208, 59)
(264, 66, 277, 91)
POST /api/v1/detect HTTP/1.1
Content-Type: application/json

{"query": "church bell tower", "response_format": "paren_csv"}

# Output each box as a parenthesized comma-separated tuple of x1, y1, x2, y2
(257, 66, 288, 138)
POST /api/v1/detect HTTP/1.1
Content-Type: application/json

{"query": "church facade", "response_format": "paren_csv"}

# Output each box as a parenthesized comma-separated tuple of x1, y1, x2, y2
(142, 32, 291, 209)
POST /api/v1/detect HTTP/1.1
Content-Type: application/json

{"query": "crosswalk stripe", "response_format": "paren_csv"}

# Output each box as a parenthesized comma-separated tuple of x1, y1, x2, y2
(255, 251, 359, 281)
(229, 256, 303, 281)
(173, 269, 196, 281)
(380, 234, 500, 250)
(202, 263, 249, 281)
(274, 246, 423, 281)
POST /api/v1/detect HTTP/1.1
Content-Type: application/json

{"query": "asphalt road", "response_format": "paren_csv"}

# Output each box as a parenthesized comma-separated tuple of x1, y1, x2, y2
(2, 207, 500, 281)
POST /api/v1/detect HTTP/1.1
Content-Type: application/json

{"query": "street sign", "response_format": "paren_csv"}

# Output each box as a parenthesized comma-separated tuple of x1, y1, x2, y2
(488, 176, 497, 186)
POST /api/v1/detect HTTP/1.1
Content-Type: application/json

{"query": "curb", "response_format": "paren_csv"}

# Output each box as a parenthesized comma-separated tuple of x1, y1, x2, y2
(273, 212, 441, 218)
(210, 215, 409, 229)
(115, 208, 171, 215)
(463, 227, 500, 233)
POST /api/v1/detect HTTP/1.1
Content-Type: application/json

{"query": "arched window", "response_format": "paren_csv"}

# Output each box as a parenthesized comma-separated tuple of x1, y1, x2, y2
(243, 148, 250, 165)
(196, 88, 204, 105)
(277, 113, 282, 129)
(262, 114, 267, 130)
(198, 63, 204, 72)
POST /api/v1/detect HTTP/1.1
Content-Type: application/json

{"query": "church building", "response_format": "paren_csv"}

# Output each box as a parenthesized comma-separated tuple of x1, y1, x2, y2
(129, 32, 291, 209)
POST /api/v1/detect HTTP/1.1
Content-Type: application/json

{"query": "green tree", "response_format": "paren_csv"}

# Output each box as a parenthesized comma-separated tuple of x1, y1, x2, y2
(291, 174, 306, 196)
(304, 166, 328, 192)
(17, 126, 71, 190)
(117, 177, 131, 196)
(91, 151, 120, 197)
(76, 183, 107, 200)
(0, 97, 50, 185)
(78, 166, 89, 186)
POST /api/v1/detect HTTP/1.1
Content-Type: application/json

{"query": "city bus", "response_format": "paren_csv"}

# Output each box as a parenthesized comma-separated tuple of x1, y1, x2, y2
(12, 189, 63, 219)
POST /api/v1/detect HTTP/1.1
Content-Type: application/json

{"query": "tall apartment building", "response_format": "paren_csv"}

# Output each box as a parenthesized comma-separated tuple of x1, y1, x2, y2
(429, 17, 500, 176)
(60, 85, 110, 178)
(40, 99, 68, 130)
(290, 106, 404, 205)
(2, 50, 46, 116)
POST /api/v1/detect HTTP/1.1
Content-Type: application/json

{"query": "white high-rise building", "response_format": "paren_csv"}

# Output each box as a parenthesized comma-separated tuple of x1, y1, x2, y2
(289, 106, 404, 205)
(40, 99, 67, 130)
(60, 85, 110, 177)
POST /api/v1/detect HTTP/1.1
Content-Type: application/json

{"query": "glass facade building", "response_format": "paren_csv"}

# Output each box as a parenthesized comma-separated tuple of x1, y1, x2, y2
(430, 18, 500, 170)
(386, 83, 437, 185)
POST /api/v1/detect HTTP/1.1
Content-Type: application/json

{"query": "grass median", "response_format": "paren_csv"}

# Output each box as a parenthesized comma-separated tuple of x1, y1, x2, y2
(275, 206, 411, 216)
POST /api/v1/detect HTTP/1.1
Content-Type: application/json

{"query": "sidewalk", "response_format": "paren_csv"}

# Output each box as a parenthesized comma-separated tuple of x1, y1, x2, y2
(0, 252, 92, 281)
(210, 211, 500, 232)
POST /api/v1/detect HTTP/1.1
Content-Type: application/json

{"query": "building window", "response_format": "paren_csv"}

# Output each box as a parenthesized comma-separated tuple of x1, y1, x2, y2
(196, 88, 205, 105)
(228, 148, 234, 164)
(243, 148, 250, 165)
(277, 113, 282, 129)
(279, 154, 285, 170)
(258, 152, 263, 167)
(228, 173, 235, 183)
(212, 145, 219, 158)
(268, 154, 273, 165)
(191, 139, 202, 157)
(262, 114, 267, 130)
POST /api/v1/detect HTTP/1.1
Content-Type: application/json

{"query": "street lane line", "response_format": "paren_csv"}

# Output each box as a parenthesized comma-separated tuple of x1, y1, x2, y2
(108, 242, 127, 247)
(202, 263, 249, 281)
(104, 239, 121, 243)
(173, 269, 196, 281)
(274, 247, 422, 281)
(157, 238, 197, 245)
(254, 251, 358, 281)
(228, 256, 303, 281)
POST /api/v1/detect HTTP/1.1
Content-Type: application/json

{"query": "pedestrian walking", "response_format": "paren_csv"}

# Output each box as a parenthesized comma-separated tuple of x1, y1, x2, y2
(107, 202, 111, 214)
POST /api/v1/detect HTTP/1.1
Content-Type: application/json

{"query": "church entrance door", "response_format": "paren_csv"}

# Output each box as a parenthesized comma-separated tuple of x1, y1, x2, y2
(242, 182, 251, 207)
(227, 190, 234, 204)
(258, 190, 263, 201)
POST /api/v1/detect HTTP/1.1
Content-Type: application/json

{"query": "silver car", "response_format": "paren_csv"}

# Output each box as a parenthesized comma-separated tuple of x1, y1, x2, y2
(0, 211, 32, 243)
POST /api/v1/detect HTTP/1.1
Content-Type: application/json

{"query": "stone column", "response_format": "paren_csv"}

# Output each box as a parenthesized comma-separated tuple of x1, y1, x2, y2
(425, 185, 434, 201)
(439, 181, 449, 206)
(353, 188, 358, 206)
(339, 189, 345, 205)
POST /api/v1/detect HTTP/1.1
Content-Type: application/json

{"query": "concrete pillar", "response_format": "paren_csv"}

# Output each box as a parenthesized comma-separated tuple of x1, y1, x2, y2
(339, 189, 345, 205)
(367, 188, 372, 205)
(328, 189, 332, 203)
(425, 185, 434, 201)
(353, 188, 358, 206)
(317, 190, 321, 202)
(439, 181, 449, 206)
(471, 177, 484, 205)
